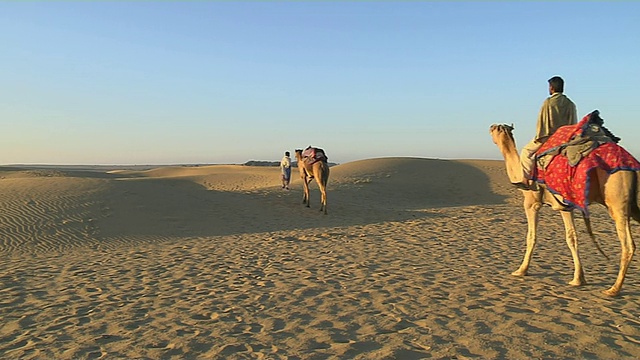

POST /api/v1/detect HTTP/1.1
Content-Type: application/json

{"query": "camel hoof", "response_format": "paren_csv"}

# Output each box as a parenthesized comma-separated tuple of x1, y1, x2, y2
(511, 270, 526, 277)
(603, 288, 620, 297)
(569, 280, 585, 287)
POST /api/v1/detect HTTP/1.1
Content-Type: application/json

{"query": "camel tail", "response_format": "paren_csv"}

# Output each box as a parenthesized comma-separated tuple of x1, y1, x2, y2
(321, 161, 330, 185)
(583, 215, 610, 260)
(633, 171, 640, 224)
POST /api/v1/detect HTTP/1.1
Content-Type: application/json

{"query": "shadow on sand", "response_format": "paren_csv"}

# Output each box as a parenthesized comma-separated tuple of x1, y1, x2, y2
(0, 159, 510, 251)
(93, 158, 508, 239)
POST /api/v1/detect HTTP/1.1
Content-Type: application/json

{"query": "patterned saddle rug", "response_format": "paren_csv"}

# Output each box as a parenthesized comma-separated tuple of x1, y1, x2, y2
(532, 110, 640, 215)
(301, 146, 328, 165)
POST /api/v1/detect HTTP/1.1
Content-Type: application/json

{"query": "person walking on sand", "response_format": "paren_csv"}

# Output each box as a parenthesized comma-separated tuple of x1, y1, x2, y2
(280, 151, 292, 190)
(514, 75, 577, 190)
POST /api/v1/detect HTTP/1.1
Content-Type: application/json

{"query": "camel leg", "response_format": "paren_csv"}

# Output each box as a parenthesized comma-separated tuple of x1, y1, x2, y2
(603, 207, 635, 297)
(316, 178, 327, 214)
(602, 172, 637, 297)
(512, 193, 540, 276)
(299, 171, 308, 205)
(302, 178, 311, 207)
(321, 185, 327, 215)
(559, 211, 586, 286)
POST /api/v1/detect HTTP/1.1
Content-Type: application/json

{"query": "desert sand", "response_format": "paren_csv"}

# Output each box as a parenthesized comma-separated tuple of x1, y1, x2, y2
(1, 158, 640, 359)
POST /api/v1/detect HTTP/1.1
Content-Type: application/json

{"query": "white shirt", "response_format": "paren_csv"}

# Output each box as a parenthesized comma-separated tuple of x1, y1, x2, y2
(280, 156, 291, 170)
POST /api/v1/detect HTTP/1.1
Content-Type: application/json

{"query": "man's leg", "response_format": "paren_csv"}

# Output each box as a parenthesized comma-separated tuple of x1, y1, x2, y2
(285, 169, 291, 189)
(515, 140, 542, 189)
(520, 140, 541, 180)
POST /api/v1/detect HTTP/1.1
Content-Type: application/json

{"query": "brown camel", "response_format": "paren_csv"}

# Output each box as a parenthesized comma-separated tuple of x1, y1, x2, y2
(490, 123, 640, 296)
(295, 148, 329, 215)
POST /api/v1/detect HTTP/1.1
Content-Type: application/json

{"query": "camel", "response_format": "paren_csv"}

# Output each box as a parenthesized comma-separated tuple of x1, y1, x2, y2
(295, 147, 330, 215)
(489, 123, 640, 296)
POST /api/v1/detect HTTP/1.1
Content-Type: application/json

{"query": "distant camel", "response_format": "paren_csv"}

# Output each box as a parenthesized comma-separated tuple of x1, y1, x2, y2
(490, 121, 640, 296)
(295, 147, 329, 214)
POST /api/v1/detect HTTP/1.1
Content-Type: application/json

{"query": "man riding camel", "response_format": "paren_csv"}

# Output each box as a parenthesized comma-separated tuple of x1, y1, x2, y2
(514, 76, 578, 190)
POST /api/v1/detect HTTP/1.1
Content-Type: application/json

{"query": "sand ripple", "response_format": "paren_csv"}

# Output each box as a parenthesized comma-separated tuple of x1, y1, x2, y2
(0, 177, 107, 253)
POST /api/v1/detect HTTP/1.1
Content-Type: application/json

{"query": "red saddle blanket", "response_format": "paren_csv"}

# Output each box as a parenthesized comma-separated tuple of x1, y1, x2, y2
(533, 113, 640, 214)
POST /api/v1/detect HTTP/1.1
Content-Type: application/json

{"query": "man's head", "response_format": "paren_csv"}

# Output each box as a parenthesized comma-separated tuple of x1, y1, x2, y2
(285, 151, 290, 157)
(548, 76, 565, 94)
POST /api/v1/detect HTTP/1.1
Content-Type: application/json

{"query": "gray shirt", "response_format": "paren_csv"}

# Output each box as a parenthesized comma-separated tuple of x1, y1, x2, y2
(534, 92, 578, 142)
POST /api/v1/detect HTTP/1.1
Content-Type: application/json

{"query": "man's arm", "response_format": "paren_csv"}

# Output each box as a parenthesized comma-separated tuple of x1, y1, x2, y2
(534, 98, 550, 142)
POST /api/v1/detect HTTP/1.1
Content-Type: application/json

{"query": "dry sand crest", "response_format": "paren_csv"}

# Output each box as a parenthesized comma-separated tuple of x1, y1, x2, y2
(1, 158, 640, 359)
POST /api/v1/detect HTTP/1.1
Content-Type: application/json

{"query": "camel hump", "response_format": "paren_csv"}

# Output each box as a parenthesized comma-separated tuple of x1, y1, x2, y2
(302, 146, 328, 164)
(585, 110, 620, 144)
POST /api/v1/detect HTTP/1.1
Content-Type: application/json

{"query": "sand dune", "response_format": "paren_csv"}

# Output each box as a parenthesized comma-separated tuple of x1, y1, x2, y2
(1, 158, 640, 359)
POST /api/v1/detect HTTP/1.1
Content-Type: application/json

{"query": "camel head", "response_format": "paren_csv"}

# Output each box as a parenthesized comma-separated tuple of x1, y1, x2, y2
(490, 123, 524, 184)
(490, 123, 521, 155)
(489, 123, 515, 147)
(294, 149, 303, 161)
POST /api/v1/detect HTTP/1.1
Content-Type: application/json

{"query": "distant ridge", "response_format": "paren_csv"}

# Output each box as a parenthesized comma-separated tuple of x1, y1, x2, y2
(243, 160, 338, 167)
(3, 160, 339, 171)
(5, 164, 163, 171)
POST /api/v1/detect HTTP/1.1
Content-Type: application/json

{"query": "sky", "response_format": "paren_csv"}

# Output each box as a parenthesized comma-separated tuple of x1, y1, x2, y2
(1, 2, 639, 165)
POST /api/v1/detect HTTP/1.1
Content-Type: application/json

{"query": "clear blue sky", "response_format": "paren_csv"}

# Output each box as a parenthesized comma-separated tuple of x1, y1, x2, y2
(1, 2, 639, 165)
